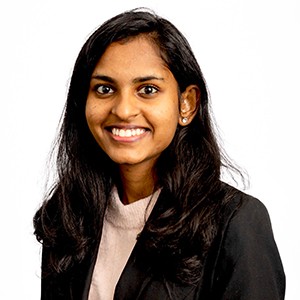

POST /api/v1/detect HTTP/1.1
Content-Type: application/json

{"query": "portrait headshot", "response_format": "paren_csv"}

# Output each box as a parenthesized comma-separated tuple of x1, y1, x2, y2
(1, 0, 299, 299)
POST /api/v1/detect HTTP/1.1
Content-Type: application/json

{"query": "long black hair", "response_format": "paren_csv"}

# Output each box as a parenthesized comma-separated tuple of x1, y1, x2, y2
(34, 8, 242, 285)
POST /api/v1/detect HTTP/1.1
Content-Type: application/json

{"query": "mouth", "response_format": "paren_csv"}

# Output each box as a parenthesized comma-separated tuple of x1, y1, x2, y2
(107, 127, 148, 138)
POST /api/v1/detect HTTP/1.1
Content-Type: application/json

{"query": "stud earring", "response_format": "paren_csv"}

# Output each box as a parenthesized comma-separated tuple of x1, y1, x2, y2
(182, 117, 188, 124)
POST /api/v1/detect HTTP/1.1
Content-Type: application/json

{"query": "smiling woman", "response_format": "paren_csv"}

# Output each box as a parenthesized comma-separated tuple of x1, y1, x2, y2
(33, 8, 285, 300)
(85, 36, 187, 171)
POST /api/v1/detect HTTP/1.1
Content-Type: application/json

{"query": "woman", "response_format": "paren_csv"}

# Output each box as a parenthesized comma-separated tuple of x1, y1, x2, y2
(34, 9, 285, 299)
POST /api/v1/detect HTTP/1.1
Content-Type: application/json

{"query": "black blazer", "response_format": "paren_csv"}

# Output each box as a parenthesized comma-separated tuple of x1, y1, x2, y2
(40, 187, 285, 299)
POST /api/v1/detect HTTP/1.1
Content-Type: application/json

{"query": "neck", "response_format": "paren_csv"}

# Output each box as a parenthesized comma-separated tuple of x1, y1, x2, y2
(117, 162, 157, 204)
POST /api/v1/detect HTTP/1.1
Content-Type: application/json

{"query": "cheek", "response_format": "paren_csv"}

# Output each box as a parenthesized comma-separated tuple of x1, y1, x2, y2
(162, 101, 179, 126)
(85, 102, 102, 125)
(156, 107, 179, 142)
(85, 107, 104, 146)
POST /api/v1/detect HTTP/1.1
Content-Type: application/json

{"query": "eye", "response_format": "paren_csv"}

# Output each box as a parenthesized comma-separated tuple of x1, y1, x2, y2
(138, 85, 159, 96)
(95, 85, 114, 95)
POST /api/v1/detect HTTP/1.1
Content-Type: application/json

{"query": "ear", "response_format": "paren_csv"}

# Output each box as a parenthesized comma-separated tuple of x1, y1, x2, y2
(178, 85, 200, 126)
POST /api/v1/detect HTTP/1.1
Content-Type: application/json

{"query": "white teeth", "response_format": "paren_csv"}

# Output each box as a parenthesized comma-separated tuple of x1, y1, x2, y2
(111, 128, 146, 137)
(119, 129, 125, 137)
(125, 129, 132, 137)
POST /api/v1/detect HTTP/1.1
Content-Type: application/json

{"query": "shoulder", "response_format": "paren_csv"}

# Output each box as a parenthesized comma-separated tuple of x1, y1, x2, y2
(221, 184, 272, 235)
(207, 184, 285, 299)
(219, 184, 278, 262)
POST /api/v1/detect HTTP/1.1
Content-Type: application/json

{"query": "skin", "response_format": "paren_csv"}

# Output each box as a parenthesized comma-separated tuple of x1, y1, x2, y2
(86, 36, 199, 204)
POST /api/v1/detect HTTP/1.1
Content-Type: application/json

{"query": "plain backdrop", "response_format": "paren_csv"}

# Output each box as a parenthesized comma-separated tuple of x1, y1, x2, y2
(0, 0, 299, 299)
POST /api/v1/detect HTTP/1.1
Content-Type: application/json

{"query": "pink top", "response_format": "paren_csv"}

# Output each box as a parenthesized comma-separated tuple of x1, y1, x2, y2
(88, 187, 160, 300)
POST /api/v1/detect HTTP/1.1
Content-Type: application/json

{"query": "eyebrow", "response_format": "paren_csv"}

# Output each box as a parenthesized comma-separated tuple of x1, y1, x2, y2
(91, 75, 116, 83)
(133, 76, 165, 83)
(91, 74, 165, 84)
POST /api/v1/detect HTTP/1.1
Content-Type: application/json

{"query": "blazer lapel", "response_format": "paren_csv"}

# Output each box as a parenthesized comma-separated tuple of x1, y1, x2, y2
(113, 190, 196, 299)
(114, 245, 153, 299)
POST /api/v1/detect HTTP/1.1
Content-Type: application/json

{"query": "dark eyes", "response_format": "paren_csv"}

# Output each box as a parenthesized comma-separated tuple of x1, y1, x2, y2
(138, 85, 158, 96)
(94, 84, 159, 97)
(96, 85, 114, 95)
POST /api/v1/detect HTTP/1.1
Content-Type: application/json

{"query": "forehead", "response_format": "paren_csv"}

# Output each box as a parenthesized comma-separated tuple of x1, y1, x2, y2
(92, 36, 169, 76)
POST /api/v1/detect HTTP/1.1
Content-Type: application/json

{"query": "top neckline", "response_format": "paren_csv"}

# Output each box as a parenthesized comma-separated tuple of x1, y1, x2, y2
(105, 187, 161, 229)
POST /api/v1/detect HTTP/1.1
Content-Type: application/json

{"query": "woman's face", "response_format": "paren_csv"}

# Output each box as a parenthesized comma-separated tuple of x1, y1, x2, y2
(85, 36, 180, 168)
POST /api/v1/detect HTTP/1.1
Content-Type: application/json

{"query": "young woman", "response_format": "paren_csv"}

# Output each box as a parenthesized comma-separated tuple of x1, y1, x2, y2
(34, 9, 285, 299)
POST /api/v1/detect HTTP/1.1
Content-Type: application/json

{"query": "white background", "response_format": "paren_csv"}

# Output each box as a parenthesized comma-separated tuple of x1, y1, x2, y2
(0, 0, 299, 299)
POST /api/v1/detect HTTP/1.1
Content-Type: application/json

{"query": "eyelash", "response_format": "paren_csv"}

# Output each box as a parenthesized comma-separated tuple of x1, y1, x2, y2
(93, 84, 159, 97)
(95, 85, 114, 95)
(138, 85, 159, 96)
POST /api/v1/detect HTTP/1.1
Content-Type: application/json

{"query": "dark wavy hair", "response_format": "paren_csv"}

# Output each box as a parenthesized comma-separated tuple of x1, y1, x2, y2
(34, 8, 242, 285)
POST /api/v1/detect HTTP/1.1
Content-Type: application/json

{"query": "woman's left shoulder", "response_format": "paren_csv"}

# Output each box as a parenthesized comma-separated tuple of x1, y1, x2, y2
(220, 183, 272, 228)
(208, 183, 286, 299)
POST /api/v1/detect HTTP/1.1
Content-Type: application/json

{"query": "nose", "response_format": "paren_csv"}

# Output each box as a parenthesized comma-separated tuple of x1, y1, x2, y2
(111, 92, 140, 121)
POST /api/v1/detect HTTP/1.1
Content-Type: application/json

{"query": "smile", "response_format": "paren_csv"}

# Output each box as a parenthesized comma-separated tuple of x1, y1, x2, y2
(111, 128, 146, 137)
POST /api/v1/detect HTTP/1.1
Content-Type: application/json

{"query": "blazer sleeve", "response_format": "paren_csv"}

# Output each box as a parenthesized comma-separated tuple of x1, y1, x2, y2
(211, 197, 285, 300)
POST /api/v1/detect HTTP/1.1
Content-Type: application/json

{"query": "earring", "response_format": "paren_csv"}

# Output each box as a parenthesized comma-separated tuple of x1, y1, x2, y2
(182, 117, 188, 124)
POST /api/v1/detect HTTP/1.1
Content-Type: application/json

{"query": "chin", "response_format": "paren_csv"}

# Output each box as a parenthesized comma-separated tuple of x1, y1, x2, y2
(109, 156, 143, 166)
